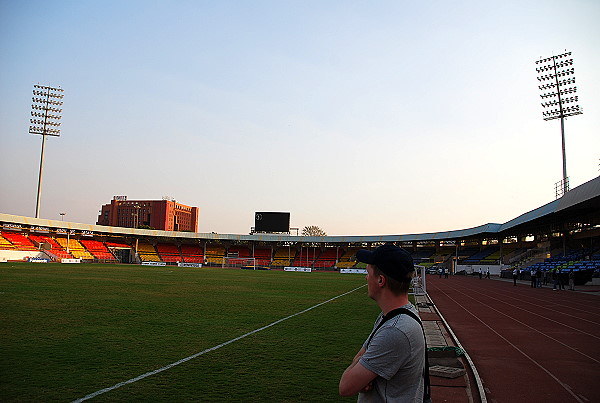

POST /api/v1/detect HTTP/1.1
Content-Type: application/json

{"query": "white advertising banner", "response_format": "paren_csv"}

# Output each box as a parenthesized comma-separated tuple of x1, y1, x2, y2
(142, 261, 167, 266)
(177, 262, 203, 268)
(29, 257, 49, 263)
(61, 258, 81, 264)
(340, 268, 367, 274)
(284, 267, 312, 272)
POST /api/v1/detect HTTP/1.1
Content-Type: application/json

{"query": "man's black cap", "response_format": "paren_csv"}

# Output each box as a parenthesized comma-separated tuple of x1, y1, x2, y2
(356, 244, 414, 282)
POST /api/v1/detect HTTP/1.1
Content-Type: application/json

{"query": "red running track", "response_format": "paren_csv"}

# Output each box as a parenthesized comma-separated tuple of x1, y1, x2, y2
(426, 275, 600, 403)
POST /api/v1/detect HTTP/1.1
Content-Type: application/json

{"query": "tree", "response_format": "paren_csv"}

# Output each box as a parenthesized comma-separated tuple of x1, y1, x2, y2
(302, 226, 327, 237)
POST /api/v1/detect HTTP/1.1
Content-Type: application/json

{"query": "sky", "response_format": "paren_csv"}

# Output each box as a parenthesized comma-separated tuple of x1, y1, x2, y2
(1, 0, 599, 236)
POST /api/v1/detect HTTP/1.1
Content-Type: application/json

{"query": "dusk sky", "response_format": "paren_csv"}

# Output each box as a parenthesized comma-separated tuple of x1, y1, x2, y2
(1, 1, 599, 235)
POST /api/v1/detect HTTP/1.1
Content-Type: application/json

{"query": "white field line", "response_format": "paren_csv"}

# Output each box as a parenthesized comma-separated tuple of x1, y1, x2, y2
(72, 284, 366, 402)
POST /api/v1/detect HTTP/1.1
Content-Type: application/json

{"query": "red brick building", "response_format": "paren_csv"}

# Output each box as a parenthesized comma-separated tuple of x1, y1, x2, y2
(97, 196, 199, 232)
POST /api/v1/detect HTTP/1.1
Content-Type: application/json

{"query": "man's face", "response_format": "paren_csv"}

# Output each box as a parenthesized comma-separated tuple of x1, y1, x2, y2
(366, 264, 381, 300)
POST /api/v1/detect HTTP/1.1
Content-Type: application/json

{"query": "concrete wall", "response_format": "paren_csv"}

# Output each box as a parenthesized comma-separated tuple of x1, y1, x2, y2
(0, 249, 48, 261)
(456, 264, 509, 275)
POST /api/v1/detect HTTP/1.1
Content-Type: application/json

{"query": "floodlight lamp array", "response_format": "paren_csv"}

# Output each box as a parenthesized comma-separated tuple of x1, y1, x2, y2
(535, 59, 573, 73)
(542, 105, 582, 121)
(541, 96, 578, 108)
(536, 67, 575, 82)
(29, 84, 64, 137)
(535, 51, 581, 121)
(535, 51, 572, 65)
(538, 77, 575, 91)
(540, 86, 578, 99)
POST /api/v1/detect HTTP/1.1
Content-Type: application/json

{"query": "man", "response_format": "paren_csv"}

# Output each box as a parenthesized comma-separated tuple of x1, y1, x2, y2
(339, 244, 426, 402)
(568, 269, 575, 291)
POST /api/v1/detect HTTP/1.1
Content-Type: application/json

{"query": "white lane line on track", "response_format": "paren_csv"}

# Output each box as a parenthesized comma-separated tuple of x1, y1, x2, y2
(434, 283, 600, 363)
(465, 288, 600, 337)
(71, 284, 366, 402)
(430, 284, 587, 403)
(496, 283, 600, 312)
(433, 280, 600, 332)
(472, 284, 600, 322)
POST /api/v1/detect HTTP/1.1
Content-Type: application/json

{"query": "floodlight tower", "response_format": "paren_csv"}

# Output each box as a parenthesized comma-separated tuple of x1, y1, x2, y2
(29, 84, 64, 218)
(535, 50, 582, 197)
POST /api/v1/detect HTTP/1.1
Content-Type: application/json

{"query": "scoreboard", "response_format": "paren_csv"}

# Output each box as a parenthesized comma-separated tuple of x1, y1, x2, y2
(254, 212, 290, 233)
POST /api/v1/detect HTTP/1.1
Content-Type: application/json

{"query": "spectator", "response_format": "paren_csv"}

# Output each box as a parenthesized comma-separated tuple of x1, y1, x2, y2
(568, 269, 575, 291)
(339, 244, 428, 401)
(552, 269, 565, 290)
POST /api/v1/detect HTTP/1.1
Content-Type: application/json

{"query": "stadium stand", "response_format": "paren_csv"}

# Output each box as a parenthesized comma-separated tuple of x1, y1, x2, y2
(272, 247, 296, 267)
(106, 241, 131, 248)
(1, 175, 598, 282)
(523, 248, 600, 273)
(156, 243, 182, 263)
(180, 244, 204, 263)
(512, 247, 600, 287)
(221, 245, 253, 267)
(252, 246, 272, 266)
(228, 245, 251, 258)
(313, 248, 341, 268)
(2, 232, 37, 251)
(336, 248, 358, 269)
(137, 242, 161, 262)
(411, 248, 436, 265)
(456, 247, 480, 264)
(55, 237, 94, 260)
(79, 239, 117, 261)
(479, 246, 517, 265)
(428, 247, 455, 265)
(205, 245, 225, 265)
(0, 233, 15, 249)
(28, 234, 73, 259)
(463, 246, 499, 264)
(291, 247, 319, 267)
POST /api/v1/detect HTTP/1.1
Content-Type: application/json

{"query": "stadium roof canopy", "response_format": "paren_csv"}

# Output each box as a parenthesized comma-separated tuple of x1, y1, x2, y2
(1, 176, 599, 245)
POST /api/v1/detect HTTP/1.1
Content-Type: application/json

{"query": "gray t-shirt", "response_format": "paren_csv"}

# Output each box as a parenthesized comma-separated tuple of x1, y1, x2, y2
(358, 303, 425, 402)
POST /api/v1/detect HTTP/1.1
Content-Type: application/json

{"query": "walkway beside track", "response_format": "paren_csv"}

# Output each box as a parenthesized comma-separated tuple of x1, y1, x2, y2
(415, 293, 483, 402)
(426, 275, 600, 403)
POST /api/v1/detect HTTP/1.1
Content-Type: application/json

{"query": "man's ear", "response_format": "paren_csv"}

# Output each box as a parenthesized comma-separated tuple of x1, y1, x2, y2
(378, 275, 386, 287)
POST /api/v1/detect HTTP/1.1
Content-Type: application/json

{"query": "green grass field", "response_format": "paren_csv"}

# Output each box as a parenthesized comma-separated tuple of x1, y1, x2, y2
(1, 263, 380, 402)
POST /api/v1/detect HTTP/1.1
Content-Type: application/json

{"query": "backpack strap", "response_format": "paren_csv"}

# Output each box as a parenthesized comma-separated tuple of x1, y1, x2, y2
(366, 307, 431, 402)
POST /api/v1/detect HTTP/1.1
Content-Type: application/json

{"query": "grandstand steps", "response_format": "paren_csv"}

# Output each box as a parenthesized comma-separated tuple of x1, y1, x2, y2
(2, 232, 37, 251)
